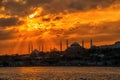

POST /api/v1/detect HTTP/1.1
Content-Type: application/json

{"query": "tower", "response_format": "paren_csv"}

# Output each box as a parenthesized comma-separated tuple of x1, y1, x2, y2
(90, 39, 93, 48)
(28, 41, 33, 54)
(38, 43, 41, 51)
(28, 42, 30, 54)
(60, 40, 62, 53)
(42, 43, 44, 52)
(31, 42, 33, 52)
(66, 39, 69, 49)
(82, 40, 84, 48)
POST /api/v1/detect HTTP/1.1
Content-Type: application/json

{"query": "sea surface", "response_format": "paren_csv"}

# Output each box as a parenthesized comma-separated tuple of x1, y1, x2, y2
(0, 67, 120, 80)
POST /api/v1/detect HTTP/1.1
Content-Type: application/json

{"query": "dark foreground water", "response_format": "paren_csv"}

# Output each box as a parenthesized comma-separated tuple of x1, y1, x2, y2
(0, 67, 120, 80)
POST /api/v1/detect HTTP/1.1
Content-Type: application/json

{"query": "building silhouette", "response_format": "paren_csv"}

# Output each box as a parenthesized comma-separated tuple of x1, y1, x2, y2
(90, 39, 93, 48)
(60, 40, 62, 53)
(82, 40, 84, 48)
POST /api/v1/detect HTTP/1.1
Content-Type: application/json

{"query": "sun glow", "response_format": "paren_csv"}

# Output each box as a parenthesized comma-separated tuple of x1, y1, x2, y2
(4, 4, 120, 54)
(29, 12, 38, 19)
(20, 6, 120, 41)
(19, 5, 120, 39)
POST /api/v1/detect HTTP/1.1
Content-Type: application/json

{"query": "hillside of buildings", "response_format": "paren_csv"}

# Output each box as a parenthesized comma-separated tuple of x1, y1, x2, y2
(0, 40, 120, 67)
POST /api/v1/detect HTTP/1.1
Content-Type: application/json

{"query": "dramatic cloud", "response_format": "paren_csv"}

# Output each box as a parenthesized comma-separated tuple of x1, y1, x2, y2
(1, 0, 119, 17)
(69, 0, 116, 10)
(0, 0, 120, 54)
(0, 0, 51, 16)
(0, 17, 24, 27)
(0, 29, 16, 40)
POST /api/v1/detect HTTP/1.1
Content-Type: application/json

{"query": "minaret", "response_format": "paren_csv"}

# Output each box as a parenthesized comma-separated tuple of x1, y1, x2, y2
(38, 44, 41, 52)
(66, 39, 69, 49)
(28, 42, 31, 54)
(82, 40, 84, 48)
(42, 43, 44, 52)
(31, 42, 33, 52)
(50, 45, 53, 52)
(28, 41, 33, 54)
(90, 39, 93, 48)
(60, 40, 62, 53)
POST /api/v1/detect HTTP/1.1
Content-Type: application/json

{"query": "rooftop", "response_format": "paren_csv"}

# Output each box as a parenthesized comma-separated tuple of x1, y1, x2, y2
(71, 42, 80, 47)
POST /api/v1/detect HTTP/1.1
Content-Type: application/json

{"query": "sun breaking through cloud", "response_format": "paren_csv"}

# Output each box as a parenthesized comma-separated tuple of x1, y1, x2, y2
(0, 0, 120, 55)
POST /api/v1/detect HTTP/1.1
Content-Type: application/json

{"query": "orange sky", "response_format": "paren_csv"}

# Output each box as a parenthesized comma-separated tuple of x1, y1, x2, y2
(0, 0, 120, 55)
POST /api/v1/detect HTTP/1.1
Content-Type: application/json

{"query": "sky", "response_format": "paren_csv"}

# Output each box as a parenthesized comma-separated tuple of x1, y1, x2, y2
(0, 0, 120, 55)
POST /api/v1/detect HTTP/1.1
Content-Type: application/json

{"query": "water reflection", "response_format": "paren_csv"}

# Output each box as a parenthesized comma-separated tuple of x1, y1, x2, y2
(0, 67, 120, 80)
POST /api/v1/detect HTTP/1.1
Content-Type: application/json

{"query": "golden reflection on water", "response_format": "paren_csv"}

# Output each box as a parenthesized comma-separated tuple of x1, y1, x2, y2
(18, 67, 44, 73)
(0, 67, 120, 80)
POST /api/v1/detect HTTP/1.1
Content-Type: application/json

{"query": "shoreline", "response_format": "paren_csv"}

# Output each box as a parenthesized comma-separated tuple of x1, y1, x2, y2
(0, 65, 120, 67)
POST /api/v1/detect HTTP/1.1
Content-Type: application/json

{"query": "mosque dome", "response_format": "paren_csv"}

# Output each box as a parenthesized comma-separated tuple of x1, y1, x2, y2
(71, 42, 80, 47)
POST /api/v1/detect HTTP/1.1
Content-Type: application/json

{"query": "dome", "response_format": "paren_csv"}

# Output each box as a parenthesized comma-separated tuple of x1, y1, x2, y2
(114, 41, 120, 47)
(71, 42, 80, 47)
(115, 41, 120, 45)
(31, 49, 39, 54)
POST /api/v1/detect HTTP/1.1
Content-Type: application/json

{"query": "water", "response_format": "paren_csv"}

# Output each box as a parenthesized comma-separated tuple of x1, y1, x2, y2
(0, 67, 120, 80)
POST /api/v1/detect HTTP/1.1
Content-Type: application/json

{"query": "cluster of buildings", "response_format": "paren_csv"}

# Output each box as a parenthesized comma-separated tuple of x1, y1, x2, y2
(94, 41, 120, 49)
(31, 39, 120, 55)
(30, 39, 93, 55)
(0, 40, 120, 67)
